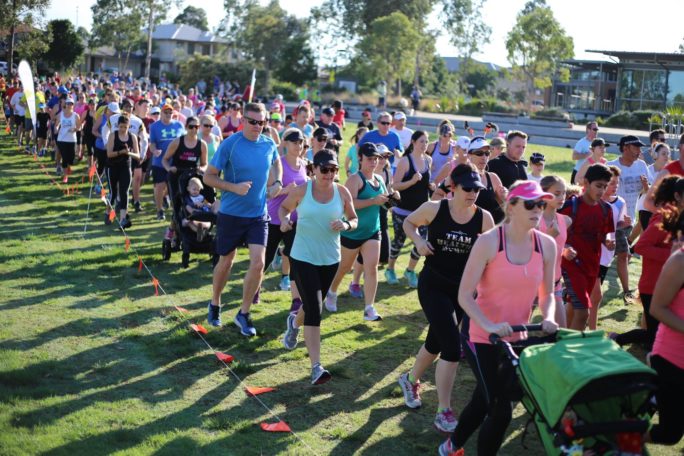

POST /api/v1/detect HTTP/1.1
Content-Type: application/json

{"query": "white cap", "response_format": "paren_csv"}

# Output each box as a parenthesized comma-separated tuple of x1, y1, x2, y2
(456, 136, 471, 150)
(107, 102, 120, 113)
(467, 137, 490, 152)
(393, 111, 406, 120)
(150, 106, 161, 114)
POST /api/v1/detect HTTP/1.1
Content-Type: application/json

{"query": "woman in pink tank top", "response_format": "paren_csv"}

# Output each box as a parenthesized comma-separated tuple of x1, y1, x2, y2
(439, 180, 559, 456)
(648, 208, 684, 446)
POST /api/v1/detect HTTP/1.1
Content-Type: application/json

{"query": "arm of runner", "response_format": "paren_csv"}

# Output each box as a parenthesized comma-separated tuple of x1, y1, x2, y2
(203, 164, 251, 196)
(572, 147, 590, 161)
(392, 158, 420, 191)
(278, 183, 306, 232)
(574, 160, 590, 185)
(92, 112, 101, 137)
(331, 184, 358, 232)
(404, 200, 440, 256)
(432, 161, 452, 187)
(267, 154, 283, 198)
(538, 233, 559, 333)
(650, 251, 684, 333)
(198, 139, 208, 172)
(105, 131, 116, 158)
(162, 138, 179, 173)
(129, 134, 140, 161)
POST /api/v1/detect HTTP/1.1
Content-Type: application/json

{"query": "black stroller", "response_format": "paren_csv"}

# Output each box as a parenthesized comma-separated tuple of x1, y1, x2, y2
(161, 169, 218, 268)
(491, 325, 657, 455)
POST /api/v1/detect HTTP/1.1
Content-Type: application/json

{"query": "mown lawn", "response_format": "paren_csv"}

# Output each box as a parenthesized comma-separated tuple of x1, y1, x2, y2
(0, 123, 681, 455)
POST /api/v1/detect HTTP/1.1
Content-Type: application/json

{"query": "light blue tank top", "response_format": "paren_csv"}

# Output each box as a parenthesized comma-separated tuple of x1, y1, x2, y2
(290, 180, 344, 266)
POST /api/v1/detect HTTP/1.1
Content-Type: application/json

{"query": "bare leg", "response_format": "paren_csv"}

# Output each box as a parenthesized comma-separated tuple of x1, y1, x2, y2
(409, 344, 439, 380)
(153, 182, 165, 211)
(435, 360, 459, 410)
(407, 255, 420, 272)
(570, 308, 588, 331)
(352, 259, 363, 285)
(212, 250, 236, 306)
(240, 244, 266, 314)
(616, 252, 630, 294)
(554, 295, 567, 329)
(132, 168, 143, 203)
(360, 240, 380, 306)
(304, 325, 321, 367)
(588, 280, 603, 330)
(329, 245, 360, 294)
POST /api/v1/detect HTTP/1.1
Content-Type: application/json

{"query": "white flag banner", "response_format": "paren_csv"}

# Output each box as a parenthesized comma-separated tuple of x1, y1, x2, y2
(248, 69, 256, 102)
(17, 60, 37, 139)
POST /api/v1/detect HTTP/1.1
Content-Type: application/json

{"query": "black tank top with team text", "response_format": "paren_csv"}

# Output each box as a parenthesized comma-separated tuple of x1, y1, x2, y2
(172, 135, 202, 170)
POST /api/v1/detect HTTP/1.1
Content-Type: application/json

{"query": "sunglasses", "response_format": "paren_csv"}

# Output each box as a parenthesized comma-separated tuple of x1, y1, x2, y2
(202, 124, 213, 128)
(187, 125, 199, 130)
(379, 121, 391, 126)
(470, 150, 490, 157)
(319, 166, 338, 174)
(244, 116, 266, 126)
(315, 136, 328, 142)
(461, 187, 481, 193)
(289, 139, 304, 144)
(591, 128, 599, 132)
(522, 200, 547, 210)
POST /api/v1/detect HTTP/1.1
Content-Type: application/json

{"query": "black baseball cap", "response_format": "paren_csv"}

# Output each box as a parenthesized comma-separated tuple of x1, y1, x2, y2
(591, 138, 610, 148)
(313, 127, 329, 140)
(529, 152, 545, 163)
(283, 129, 304, 142)
(451, 171, 486, 189)
(313, 149, 338, 167)
(619, 135, 646, 149)
(321, 107, 335, 116)
(359, 143, 381, 157)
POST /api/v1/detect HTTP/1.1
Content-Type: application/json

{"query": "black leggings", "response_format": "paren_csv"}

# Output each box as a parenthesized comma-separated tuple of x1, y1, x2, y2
(107, 163, 132, 211)
(614, 294, 659, 349)
(289, 258, 338, 327)
(57, 141, 76, 167)
(451, 343, 518, 455)
(94, 147, 107, 176)
(650, 354, 684, 445)
(264, 223, 296, 272)
(417, 267, 463, 362)
(390, 211, 427, 261)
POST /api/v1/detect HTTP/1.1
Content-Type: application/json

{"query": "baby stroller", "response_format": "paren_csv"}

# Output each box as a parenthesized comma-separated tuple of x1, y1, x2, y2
(161, 169, 218, 268)
(492, 325, 656, 455)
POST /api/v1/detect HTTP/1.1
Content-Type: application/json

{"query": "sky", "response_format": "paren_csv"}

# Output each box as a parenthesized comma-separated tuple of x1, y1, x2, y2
(45, 0, 684, 67)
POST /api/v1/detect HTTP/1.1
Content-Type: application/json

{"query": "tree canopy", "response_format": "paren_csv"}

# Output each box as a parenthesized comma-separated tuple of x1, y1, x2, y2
(173, 6, 208, 31)
(44, 19, 85, 71)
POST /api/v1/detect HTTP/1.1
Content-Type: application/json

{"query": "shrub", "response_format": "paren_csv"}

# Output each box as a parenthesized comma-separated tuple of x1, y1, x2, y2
(459, 98, 514, 116)
(531, 107, 571, 121)
(603, 110, 660, 131)
(270, 81, 298, 101)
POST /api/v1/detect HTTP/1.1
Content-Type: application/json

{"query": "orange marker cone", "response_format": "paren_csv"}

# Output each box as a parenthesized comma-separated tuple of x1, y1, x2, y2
(215, 351, 234, 364)
(190, 323, 208, 335)
(137, 257, 143, 272)
(245, 386, 275, 396)
(260, 421, 291, 432)
(88, 165, 96, 181)
(151, 277, 159, 296)
(124, 238, 131, 252)
(108, 210, 116, 222)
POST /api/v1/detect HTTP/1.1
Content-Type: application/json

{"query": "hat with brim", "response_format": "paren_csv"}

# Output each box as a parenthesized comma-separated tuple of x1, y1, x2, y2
(283, 129, 304, 142)
(161, 103, 174, 112)
(507, 181, 554, 202)
(150, 106, 161, 114)
(394, 112, 406, 120)
(591, 138, 610, 148)
(529, 152, 545, 163)
(313, 150, 338, 167)
(467, 137, 490, 152)
(359, 143, 381, 157)
(619, 135, 646, 148)
(107, 101, 120, 113)
(376, 143, 392, 157)
(452, 171, 486, 189)
(456, 136, 471, 149)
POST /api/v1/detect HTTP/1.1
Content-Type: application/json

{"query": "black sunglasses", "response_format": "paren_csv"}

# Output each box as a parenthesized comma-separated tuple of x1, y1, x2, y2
(470, 150, 490, 157)
(244, 116, 266, 126)
(187, 124, 199, 129)
(202, 124, 213, 128)
(461, 187, 481, 193)
(315, 136, 328, 142)
(591, 128, 599, 132)
(379, 121, 391, 126)
(319, 166, 338, 174)
(522, 200, 547, 210)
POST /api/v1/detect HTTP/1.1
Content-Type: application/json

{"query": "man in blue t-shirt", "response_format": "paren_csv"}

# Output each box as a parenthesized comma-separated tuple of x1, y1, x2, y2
(149, 103, 184, 219)
(358, 111, 403, 171)
(204, 102, 283, 337)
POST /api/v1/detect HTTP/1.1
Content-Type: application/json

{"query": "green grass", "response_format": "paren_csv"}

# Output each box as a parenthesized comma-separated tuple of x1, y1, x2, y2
(0, 123, 681, 455)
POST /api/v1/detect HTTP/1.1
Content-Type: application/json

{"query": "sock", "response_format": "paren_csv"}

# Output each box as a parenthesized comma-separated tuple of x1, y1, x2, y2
(282, 274, 288, 279)
(407, 372, 417, 384)
(437, 407, 450, 414)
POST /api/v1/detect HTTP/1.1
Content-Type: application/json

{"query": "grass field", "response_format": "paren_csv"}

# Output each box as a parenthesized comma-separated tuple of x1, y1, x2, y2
(0, 123, 682, 456)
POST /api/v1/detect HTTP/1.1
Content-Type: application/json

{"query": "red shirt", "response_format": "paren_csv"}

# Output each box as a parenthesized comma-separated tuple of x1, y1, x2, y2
(333, 108, 346, 127)
(664, 160, 684, 176)
(634, 213, 671, 295)
(560, 197, 614, 276)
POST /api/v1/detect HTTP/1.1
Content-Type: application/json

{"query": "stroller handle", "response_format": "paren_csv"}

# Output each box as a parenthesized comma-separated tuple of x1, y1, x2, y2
(488, 324, 544, 345)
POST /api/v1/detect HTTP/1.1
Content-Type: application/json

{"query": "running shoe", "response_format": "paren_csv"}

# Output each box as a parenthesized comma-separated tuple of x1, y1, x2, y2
(384, 268, 399, 285)
(271, 249, 282, 271)
(348, 283, 364, 299)
(163, 196, 170, 210)
(133, 201, 142, 213)
(279, 275, 291, 291)
(364, 305, 382, 321)
(120, 216, 132, 229)
(55, 166, 63, 176)
(311, 363, 332, 385)
(156, 210, 165, 221)
(207, 303, 221, 327)
(94, 183, 102, 194)
(438, 439, 464, 456)
(234, 311, 256, 337)
(325, 291, 337, 312)
(404, 270, 418, 288)
(282, 313, 299, 350)
(622, 290, 637, 306)
(434, 408, 458, 433)
(398, 372, 422, 409)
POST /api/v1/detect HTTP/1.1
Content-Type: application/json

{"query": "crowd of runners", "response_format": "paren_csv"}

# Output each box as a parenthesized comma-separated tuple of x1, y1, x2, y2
(1, 71, 683, 455)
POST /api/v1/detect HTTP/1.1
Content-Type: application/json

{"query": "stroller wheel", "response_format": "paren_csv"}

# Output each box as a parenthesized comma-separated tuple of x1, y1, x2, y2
(162, 239, 172, 261)
(181, 251, 190, 268)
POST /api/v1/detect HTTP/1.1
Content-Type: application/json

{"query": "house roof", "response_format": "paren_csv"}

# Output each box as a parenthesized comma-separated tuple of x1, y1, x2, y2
(152, 23, 228, 44)
(586, 50, 684, 63)
(441, 57, 503, 73)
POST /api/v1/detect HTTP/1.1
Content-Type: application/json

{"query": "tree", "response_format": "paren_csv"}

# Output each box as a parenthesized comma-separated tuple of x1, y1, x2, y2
(463, 63, 497, 97)
(90, 0, 145, 74)
(274, 33, 317, 87)
(14, 25, 49, 71)
(356, 12, 421, 96)
(174, 6, 208, 31)
(44, 19, 84, 71)
(0, 0, 51, 72)
(505, 1, 573, 101)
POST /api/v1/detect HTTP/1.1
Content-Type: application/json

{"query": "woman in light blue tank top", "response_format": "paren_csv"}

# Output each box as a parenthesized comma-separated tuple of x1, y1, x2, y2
(277, 149, 358, 385)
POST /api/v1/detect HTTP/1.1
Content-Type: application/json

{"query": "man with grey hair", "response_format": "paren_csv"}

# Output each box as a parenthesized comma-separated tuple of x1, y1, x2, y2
(358, 111, 404, 172)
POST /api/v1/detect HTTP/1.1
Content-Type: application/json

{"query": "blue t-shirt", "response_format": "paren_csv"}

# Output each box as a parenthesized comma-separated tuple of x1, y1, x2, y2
(288, 122, 314, 138)
(210, 132, 279, 217)
(358, 130, 403, 164)
(149, 120, 184, 167)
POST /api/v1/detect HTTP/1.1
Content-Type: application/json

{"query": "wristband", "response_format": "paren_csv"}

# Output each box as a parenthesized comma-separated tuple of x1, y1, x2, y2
(343, 220, 351, 231)
(273, 180, 282, 187)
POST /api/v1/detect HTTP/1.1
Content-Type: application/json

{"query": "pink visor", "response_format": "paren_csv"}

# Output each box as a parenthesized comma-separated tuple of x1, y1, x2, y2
(506, 181, 554, 202)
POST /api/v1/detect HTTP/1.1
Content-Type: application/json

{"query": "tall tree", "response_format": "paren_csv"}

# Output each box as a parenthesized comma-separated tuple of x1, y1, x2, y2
(274, 33, 317, 87)
(505, 0, 573, 100)
(173, 6, 209, 31)
(0, 0, 51, 72)
(44, 19, 85, 71)
(90, 0, 145, 74)
(356, 12, 421, 96)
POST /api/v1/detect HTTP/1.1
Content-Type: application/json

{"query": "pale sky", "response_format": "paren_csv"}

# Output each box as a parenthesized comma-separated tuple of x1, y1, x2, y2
(45, 0, 684, 67)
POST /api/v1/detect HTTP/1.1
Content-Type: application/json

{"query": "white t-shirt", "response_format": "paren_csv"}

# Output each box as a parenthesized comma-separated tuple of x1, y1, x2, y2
(10, 91, 26, 116)
(573, 136, 591, 171)
(57, 112, 78, 143)
(391, 127, 414, 149)
(605, 157, 650, 222)
(528, 174, 543, 183)
(181, 107, 194, 118)
(600, 195, 626, 267)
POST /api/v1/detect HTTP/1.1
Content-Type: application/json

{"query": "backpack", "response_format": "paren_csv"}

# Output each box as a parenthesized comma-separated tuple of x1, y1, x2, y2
(566, 196, 610, 240)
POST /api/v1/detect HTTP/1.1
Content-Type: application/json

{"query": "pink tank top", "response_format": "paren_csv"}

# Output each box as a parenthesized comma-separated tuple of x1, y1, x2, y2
(539, 213, 566, 283)
(470, 226, 545, 344)
(652, 252, 684, 369)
